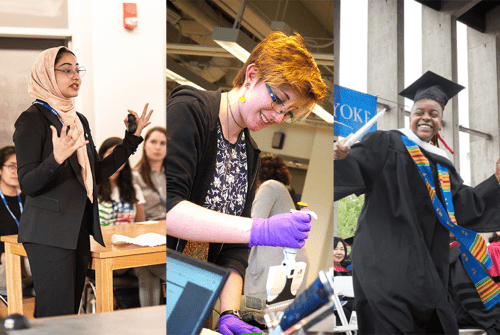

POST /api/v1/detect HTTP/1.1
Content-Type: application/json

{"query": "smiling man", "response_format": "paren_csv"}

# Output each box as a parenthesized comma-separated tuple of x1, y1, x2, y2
(334, 71, 500, 334)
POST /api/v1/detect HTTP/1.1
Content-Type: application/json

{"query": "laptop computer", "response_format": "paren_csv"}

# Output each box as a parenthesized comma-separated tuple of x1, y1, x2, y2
(166, 249, 230, 335)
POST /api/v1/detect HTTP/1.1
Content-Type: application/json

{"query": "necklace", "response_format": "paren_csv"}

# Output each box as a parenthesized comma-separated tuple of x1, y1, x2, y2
(227, 92, 244, 129)
(225, 93, 238, 172)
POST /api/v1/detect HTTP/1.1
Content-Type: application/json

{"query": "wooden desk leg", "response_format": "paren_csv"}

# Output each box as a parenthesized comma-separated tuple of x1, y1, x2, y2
(5, 244, 22, 315)
(94, 258, 113, 313)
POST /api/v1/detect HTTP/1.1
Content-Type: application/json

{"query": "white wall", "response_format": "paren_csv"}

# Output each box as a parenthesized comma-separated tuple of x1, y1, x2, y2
(251, 124, 334, 285)
(73, 0, 166, 165)
(251, 123, 318, 159)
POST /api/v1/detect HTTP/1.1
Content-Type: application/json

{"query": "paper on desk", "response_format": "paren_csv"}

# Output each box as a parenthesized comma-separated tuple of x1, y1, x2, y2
(135, 220, 160, 225)
(111, 233, 166, 247)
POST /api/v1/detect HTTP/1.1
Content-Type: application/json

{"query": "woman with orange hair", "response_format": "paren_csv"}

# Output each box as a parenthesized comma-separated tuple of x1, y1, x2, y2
(167, 32, 327, 335)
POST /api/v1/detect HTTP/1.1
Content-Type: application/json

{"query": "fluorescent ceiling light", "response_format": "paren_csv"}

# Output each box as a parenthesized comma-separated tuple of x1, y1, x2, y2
(166, 57, 218, 91)
(312, 104, 333, 124)
(166, 68, 205, 91)
(212, 27, 256, 63)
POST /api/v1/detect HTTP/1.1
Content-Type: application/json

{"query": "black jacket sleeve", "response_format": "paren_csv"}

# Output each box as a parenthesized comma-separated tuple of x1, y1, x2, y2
(166, 95, 211, 212)
(81, 114, 143, 186)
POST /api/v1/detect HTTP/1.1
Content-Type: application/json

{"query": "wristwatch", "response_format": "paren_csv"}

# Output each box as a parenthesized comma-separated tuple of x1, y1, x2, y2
(220, 309, 242, 320)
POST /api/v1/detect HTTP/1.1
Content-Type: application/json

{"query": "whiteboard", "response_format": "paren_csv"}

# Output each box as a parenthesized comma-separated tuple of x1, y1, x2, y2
(0, 37, 67, 149)
(0, 0, 68, 29)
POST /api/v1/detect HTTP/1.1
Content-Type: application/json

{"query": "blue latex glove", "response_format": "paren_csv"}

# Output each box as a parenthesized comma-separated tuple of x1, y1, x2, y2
(249, 211, 311, 248)
(218, 314, 262, 335)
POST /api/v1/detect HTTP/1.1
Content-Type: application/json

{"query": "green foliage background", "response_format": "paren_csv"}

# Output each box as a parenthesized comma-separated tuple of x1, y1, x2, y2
(337, 194, 364, 248)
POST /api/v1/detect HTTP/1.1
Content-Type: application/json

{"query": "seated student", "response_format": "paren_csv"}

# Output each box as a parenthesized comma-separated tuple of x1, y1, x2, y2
(132, 126, 166, 221)
(98, 137, 145, 225)
(131, 127, 166, 307)
(97, 137, 147, 308)
(0, 146, 32, 294)
(489, 231, 500, 287)
(448, 233, 500, 333)
(333, 237, 355, 322)
(244, 153, 309, 303)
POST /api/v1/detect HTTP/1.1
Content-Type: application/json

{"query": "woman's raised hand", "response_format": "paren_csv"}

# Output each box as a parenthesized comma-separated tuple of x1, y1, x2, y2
(124, 103, 154, 137)
(51, 122, 89, 165)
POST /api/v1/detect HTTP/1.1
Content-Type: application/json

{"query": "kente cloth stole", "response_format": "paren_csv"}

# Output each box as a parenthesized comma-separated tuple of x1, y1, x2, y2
(402, 134, 500, 309)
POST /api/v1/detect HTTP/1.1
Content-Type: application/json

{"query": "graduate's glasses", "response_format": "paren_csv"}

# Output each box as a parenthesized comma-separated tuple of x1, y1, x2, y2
(265, 83, 295, 124)
(55, 66, 86, 79)
(3, 164, 17, 173)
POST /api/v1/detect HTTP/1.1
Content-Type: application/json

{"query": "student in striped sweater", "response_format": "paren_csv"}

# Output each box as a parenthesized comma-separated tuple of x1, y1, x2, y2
(97, 137, 145, 226)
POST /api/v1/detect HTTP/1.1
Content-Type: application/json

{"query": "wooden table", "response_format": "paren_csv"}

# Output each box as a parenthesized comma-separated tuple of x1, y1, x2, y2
(1, 221, 166, 314)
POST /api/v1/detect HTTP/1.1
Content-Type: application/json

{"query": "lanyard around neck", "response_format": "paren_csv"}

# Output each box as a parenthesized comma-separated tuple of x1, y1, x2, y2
(0, 189, 23, 227)
(32, 101, 69, 134)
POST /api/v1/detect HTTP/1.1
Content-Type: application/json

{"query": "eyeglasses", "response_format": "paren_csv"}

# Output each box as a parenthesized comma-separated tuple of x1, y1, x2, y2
(55, 66, 86, 79)
(3, 164, 17, 173)
(265, 83, 295, 124)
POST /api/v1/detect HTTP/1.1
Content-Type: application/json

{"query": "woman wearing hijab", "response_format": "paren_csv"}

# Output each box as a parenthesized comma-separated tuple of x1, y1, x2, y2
(168, 32, 327, 335)
(334, 71, 500, 334)
(13, 46, 153, 318)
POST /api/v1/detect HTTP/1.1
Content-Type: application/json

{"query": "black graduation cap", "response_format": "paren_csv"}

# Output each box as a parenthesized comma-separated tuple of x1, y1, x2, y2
(399, 71, 465, 110)
(343, 236, 354, 246)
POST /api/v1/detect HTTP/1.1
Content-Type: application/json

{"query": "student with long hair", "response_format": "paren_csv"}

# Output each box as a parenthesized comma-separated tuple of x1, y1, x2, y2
(131, 127, 166, 306)
(133, 126, 165, 221)
(98, 137, 145, 225)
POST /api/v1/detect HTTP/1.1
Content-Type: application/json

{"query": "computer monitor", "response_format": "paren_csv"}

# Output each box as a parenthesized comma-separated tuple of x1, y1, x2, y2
(167, 249, 230, 335)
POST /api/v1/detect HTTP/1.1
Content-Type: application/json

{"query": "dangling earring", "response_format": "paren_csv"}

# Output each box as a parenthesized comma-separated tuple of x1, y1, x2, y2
(239, 82, 250, 102)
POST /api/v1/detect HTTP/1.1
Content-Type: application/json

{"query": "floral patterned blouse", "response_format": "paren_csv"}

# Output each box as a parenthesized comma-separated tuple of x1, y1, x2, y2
(203, 121, 247, 216)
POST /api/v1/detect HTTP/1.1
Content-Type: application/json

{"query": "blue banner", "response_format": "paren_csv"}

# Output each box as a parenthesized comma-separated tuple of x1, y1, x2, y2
(334, 85, 378, 139)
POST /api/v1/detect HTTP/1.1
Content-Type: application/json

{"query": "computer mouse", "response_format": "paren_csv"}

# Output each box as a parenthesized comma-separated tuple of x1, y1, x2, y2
(3, 313, 30, 330)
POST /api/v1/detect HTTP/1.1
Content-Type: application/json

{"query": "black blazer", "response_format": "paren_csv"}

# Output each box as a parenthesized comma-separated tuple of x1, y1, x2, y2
(13, 103, 143, 249)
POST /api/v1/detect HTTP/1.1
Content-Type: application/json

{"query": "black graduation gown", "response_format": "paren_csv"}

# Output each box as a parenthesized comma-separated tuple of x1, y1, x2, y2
(448, 243, 500, 333)
(334, 130, 500, 334)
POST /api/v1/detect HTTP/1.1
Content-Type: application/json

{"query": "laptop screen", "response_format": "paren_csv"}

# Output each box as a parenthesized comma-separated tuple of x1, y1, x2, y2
(167, 250, 230, 335)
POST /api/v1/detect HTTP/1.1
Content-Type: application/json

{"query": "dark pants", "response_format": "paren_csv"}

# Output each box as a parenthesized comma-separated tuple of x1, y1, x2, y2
(24, 207, 91, 318)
